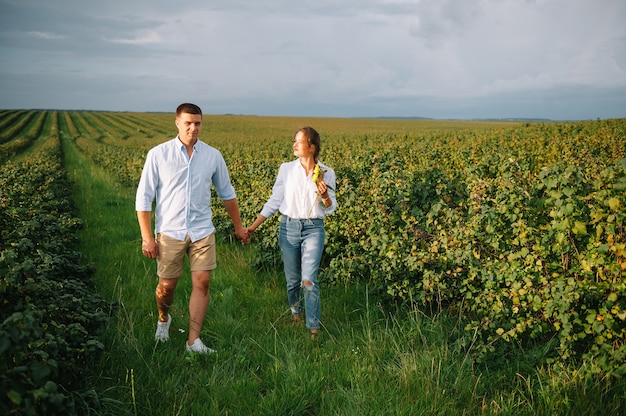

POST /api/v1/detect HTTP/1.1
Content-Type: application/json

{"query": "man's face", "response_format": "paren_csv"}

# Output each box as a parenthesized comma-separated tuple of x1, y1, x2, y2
(175, 112, 202, 144)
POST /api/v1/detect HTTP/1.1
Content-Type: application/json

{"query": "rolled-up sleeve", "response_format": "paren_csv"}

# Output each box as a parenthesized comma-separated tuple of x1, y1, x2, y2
(321, 166, 337, 215)
(260, 163, 287, 219)
(136, 149, 157, 211)
(212, 153, 237, 201)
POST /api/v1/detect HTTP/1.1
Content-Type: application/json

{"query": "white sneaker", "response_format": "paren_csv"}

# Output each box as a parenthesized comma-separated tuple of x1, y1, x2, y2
(186, 338, 216, 354)
(155, 315, 171, 342)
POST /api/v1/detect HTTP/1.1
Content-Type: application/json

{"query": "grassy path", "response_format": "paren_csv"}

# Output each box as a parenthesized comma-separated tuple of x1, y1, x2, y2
(60, 135, 621, 415)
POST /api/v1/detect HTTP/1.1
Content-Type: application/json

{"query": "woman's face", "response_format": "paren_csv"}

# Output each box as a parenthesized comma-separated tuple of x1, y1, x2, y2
(293, 131, 315, 158)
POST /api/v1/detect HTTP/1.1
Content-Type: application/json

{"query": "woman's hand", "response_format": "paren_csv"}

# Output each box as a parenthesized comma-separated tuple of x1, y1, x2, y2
(317, 179, 331, 207)
(316, 179, 328, 197)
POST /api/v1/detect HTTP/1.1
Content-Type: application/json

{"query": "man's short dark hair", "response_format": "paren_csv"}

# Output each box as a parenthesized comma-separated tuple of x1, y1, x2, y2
(176, 103, 202, 116)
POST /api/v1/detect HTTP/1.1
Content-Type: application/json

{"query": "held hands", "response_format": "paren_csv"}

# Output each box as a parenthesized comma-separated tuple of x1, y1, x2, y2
(242, 215, 265, 243)
(243, 227, 255, 242)
(235, 227, 250, 245)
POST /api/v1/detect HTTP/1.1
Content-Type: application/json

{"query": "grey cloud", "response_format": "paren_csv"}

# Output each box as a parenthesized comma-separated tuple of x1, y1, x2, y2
(410, 0, 483, 46)
(0, 0, 624, 119)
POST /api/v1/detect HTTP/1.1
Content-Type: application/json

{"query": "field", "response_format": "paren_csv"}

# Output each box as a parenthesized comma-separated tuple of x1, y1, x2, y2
(1, 110, 625, 415)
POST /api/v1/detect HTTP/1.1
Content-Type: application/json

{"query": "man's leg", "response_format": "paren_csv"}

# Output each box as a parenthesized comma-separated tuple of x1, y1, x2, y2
(154, 232, 186, 341)
(185, 233, 216, 351)
(156, 276, 179, 322)
(188, 270, 211, 345)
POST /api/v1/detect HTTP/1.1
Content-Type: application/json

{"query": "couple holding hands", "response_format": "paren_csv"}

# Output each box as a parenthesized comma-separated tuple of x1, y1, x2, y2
(136, 103, 337, 354)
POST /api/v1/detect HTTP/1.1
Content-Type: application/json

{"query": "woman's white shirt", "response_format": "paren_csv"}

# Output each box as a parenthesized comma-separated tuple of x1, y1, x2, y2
(260, 159, 337, 220)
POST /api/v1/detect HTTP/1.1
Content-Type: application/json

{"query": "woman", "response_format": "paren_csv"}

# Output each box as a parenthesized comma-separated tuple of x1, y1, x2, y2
(247, 126, 337, 339)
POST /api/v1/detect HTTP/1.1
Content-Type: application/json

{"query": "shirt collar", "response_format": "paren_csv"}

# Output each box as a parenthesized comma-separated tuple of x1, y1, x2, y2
(175, 136, 199, 151)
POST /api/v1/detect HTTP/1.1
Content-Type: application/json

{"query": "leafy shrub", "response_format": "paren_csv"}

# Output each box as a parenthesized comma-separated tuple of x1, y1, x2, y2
(215, 119, 626, 376)
(0, 133, 110, 415)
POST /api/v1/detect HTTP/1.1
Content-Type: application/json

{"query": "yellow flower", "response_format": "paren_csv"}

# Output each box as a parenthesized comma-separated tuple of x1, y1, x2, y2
(312, 164, 321, 184)
(311, 163, 334, 191)
(307, 163, 334, 218)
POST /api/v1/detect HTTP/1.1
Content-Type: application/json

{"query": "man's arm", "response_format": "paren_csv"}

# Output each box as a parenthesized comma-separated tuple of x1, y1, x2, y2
(223, 198, 248, 243)
(137, 211, 158, 258)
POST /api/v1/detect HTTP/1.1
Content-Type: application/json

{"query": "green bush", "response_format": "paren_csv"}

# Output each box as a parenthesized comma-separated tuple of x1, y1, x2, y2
(0, 134, 110, 415)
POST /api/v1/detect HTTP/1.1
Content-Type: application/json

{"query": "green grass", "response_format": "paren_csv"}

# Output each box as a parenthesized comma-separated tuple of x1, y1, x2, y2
(61, 135, 626, 415)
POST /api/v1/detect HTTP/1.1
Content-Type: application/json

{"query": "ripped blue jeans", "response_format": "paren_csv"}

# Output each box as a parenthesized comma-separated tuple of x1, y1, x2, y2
(279, 215, 325, 330)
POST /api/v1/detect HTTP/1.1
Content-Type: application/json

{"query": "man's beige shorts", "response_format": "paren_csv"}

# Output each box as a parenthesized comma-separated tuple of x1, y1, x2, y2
(156, 233, 216, 279)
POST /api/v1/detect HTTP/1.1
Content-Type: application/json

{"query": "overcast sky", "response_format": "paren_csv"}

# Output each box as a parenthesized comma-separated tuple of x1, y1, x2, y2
(1, 0, 625, 120)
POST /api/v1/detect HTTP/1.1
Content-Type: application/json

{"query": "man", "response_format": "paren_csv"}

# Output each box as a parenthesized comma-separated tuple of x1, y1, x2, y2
(136, 103, 248, 354)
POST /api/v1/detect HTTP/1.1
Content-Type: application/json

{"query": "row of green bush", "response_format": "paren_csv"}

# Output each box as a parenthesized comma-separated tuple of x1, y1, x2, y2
(0, 126, 110, 415)
(0, 111, 49, 163)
